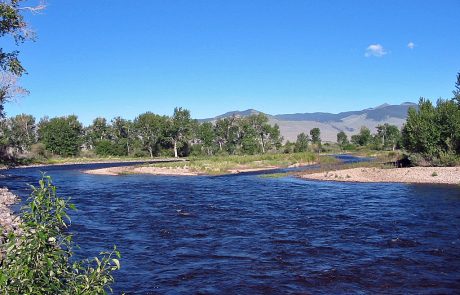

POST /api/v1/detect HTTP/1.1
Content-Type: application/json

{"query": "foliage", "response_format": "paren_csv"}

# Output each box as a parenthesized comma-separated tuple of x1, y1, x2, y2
(0, 175, 120, 294)
(336, 131, 348, 147)
(133, 112, 167, 158)
(294, 132, 309, 152)
(402, 98, 458, 157)
(167, 107, 193, 158)
(453, 72, 460, 106)
(0, 0, 44, 118)
(309, 127, 321, 145)
(351, 126, 372, 146)
(38, 115, 83, 156)
(375, 123, 401, 151)
(95, 140, 127, 157)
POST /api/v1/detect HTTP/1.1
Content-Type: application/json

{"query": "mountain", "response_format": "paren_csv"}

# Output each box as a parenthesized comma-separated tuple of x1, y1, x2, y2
(201, 102, 417, 142)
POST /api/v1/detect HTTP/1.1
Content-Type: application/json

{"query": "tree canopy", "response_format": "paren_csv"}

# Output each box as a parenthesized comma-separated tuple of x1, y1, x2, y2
(0, 0, 44, 118)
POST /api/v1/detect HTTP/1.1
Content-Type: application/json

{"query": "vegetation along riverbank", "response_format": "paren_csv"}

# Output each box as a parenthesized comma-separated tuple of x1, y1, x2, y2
(83, 152, 327, 176)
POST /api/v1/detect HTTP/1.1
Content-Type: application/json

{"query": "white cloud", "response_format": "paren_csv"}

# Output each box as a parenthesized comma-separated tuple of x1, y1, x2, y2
(407, 42, 415, 49)
(365, 44, 387, 57)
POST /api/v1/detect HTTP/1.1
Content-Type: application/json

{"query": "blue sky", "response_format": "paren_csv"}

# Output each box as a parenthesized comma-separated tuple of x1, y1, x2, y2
(5, 0, 460, 125)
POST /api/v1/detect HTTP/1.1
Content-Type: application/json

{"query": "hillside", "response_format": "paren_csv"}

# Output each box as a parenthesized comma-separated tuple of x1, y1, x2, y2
(201, 102, 417, 142)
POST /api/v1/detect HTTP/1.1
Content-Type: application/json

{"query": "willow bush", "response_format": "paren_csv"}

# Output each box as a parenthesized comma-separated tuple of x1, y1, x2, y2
(0, 176, 120, 294)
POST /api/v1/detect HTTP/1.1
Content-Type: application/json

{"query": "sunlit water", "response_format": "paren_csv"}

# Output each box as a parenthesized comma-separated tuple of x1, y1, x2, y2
(1, 156, 460, 294)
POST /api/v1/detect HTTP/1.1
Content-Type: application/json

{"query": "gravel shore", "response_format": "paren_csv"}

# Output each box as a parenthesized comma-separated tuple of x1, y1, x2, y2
(300, 167, 460, 185)
(0, 188, 21, 239)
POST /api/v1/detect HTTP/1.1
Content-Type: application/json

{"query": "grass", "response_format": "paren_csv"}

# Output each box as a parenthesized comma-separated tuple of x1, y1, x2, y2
(259, 173, 289, 179)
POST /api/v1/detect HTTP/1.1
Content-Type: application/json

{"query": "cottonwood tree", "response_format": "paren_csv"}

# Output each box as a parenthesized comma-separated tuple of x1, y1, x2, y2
(453, 72, 460, 106)
(8, 113, 36, 153)
(38, 115, 83, 156)
(376, 123, 400, 150)
(197, 121, 216, 155)
(134, 112, 166, 158)
(351, 126, 372, 146)
(336, 131, 348, 147)
(310, 128, 321, 145)
(0, 0, 45, 117)
(168, 107, 193, 158)
(294, 132, 309, 152)
(111, 116, 134, 155)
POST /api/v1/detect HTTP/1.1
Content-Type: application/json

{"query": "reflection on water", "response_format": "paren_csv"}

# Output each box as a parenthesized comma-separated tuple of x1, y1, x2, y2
(2, 157, 460, 294)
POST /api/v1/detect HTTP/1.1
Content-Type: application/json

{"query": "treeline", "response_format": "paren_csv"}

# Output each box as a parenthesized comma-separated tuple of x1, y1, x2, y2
(0, 108, 284, 159)
(334, 123, 401, 151)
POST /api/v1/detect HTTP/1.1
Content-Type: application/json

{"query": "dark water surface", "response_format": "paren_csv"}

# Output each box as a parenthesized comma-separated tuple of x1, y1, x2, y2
(1, 156, 460, 294)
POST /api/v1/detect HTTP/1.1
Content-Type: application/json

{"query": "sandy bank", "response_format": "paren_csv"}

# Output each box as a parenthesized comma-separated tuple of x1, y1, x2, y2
(84, 166, 199, 176)
(300, 167, 460, 185)
(84, 163, 295, 176)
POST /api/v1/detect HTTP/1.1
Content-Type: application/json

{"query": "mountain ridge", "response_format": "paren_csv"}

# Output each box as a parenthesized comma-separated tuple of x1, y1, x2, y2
(200, 102, 417, 142)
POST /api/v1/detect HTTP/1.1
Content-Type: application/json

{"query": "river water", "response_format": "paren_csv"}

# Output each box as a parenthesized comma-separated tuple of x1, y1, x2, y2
(1, 156, 460, 294)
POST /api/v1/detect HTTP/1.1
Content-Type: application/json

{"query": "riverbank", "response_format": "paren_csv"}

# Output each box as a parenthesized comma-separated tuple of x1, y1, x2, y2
(84, 152, 323, 176)
(85, 165, 199, 176)
(0, 188, 21, 238)
(300, 166, 460, 185)
(1, 157, 186, 170)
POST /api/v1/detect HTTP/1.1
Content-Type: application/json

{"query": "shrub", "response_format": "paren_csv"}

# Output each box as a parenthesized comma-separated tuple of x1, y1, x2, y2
(30, 143, 48, 158)
(439, 151, 460, 167)
(0, 176, 120, 294)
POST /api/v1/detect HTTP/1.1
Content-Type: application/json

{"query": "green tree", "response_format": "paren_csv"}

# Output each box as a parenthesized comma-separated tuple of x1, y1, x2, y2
(376, 123, 400, 151)
(7, 113, 36, 153)
(38, 115, 83, 156)
(0, 0, 44, 118)
(168, 107, 193, 158)
(352, 126, 372, 146)
(215, 117, 239, 154)
(453, 72, 460, 106)
(309, 128, 321, 145)
(402, 98, 441, 157)
(265, 123, 283, 151)
(294, 132, 309, 152)
(134, 112, 166, 158)
(197, 122, 216, 155)
(336, 131, 348, 147)
(111, 116, 134, 156)
(435, 98, 460, 154)
(245, 114, 271, 153)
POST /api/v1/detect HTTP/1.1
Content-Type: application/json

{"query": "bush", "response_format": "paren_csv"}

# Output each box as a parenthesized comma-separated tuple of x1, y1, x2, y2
(30, 143, 49, 158)
(95, 140, 127, 157)
(0, 176, 120, 294)
(439, 151, 460, 167)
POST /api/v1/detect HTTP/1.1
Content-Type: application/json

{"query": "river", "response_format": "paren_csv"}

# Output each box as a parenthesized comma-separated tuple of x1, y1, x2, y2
(1, 155, 460, 294)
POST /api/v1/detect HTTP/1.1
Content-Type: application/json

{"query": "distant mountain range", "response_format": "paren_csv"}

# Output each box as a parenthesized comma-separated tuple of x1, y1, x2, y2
(201, 102, 418, 142)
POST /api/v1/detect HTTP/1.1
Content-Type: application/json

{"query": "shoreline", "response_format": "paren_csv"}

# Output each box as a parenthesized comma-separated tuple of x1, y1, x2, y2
(299, 166, 460, 185)
(82, 164, 287, 176)
(1, 158, 186, 170)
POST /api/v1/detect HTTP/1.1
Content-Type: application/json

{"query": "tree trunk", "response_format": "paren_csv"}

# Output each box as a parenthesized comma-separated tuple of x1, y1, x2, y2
(260, 134, 265, 154)
(173, 140, 178, 158)
(148, 147, 153, 158)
